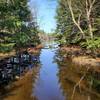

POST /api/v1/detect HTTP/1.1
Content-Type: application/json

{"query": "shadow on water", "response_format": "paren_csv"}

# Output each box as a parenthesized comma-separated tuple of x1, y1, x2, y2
(0, 51, 40, 100)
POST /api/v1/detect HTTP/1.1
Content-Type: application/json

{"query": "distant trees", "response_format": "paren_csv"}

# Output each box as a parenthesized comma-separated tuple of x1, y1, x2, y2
(0, 0, 40, 52)
(56, 0, 100, 49)
(38, 30, 55, 43)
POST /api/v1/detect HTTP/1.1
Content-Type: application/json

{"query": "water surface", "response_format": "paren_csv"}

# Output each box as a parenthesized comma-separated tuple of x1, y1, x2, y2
(33, 48, 65, 100)
(1, 47, 99, 100)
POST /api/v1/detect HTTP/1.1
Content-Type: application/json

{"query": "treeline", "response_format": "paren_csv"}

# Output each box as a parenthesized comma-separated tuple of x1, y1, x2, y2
(55, 0, 100, 50)
(0, 0, 40, 53)
(38, 30, 54, 43)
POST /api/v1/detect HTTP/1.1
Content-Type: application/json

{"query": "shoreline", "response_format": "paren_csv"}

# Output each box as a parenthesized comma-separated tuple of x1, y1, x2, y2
(0, 50, 16, 60)
(60, 46, 100, 72)
(0, 44, 43, 60)
(58, 45, 100, 98)
(0, 45, 42, 100)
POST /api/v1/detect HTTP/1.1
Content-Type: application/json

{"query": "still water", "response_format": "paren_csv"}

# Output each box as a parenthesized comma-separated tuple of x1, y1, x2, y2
(33, 48, 100, 100)
(33, 49, 65, 100)
(0, 47, 99, 100)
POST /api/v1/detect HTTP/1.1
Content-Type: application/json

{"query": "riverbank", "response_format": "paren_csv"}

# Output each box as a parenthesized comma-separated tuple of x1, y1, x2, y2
(56, 46, 100, 99)
(60, 46, 100, 72)
(0, 44, 43, 60)
(0, 50, 16, 60)
(0, 45, 42, 100)
(27, 44, 43, 54)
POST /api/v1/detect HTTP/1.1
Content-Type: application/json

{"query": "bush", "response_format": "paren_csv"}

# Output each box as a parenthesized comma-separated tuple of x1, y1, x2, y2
(81, 37, 100, 50)
(0, 43, 15, 52)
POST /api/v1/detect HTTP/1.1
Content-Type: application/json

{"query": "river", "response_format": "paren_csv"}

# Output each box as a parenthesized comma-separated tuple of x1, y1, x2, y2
(33, 48, 65, 100)
(0, 46, 100, 100)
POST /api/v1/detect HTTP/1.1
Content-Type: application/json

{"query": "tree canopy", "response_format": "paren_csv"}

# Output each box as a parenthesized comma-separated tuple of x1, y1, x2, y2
(0, 0, 40, 52)
(55, 0, 100, 49)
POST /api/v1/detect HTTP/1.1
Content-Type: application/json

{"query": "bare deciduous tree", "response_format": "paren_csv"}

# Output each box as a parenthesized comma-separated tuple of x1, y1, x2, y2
(66, 0, 96, 39)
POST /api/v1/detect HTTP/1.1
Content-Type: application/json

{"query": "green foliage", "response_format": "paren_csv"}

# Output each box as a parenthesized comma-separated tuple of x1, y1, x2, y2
(55, 0, 100, 48)
(0, 43, 15, 52)
(0, 0, 40, 52)
(14, 32, 30, 47)
(55, 0, 73, 45)
(55, 33, 67, 45)
(81, 37, 100, 50)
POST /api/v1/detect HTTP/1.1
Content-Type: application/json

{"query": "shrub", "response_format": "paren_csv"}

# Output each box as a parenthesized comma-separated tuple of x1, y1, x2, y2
(81, 37, 100, 50)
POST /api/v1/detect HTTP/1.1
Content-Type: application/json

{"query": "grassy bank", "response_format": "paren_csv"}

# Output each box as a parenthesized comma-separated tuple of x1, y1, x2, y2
(0, 50, 16, 60)
(0, 44, 43, 60)
(56, 47, 100, 99)
(60, 46, 100, 72)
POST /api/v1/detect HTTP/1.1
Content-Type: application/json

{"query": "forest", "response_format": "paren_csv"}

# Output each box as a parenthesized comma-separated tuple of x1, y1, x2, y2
(0, 0, 40, 54)
(55, 0, 100, 52)
(55, 1, 100, 99)
(0, 0, 100, 100)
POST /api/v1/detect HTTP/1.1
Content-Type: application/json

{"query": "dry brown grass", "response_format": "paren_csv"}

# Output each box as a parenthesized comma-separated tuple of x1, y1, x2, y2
(0, 45, 43, 60)
(27, 44, 43, 54)
(60, 46, 100, 72)
(0, 50, 16, 60)
(73, 56, 100, 72)
(28, 48, 40, 54)
(35, 44, 43, 49)
(60, 46, 81, 52)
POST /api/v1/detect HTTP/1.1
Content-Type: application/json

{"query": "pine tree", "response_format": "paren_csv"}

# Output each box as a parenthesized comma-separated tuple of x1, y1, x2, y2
(0, 0, 40, 52)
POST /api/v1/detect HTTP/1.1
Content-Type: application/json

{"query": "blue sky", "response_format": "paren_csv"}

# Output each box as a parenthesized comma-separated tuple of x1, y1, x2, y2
(29, 0, 57, 33)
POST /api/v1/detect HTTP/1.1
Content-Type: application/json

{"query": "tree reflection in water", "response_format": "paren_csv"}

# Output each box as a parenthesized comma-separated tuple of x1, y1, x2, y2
(54, 50, 100, 100)
(0, 51, 41, 100)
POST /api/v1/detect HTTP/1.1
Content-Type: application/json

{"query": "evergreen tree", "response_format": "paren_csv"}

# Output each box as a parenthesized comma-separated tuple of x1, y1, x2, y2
(0, 0, 40, 52)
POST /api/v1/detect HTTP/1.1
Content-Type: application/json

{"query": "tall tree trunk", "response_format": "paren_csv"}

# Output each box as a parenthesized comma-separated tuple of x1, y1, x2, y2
(67, 0, 85, 39)
(87, 15, 93, 39)
(86, 0, 96, 39)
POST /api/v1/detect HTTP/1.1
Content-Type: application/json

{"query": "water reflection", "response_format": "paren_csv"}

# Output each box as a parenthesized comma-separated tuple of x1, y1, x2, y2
(55, 50, 100, 100)
(33, 49, 65, 100)
(0, 51, 40, 100)
(0, 47, 99, 100)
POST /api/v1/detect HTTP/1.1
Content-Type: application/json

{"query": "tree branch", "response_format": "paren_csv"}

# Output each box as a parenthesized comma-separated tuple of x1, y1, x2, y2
(67, 0, 85, 38)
